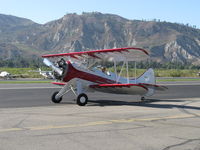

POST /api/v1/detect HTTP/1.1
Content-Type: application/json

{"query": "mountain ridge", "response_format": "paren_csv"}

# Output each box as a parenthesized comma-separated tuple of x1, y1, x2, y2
(0, 12, 200, 66)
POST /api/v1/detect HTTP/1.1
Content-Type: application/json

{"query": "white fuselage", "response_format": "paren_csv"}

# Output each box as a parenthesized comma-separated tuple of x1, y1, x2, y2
(63, 62, 155, 96)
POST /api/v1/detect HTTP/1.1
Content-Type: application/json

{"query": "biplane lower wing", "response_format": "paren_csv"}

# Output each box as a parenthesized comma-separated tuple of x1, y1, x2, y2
(51, 79, 76, 86)
(90, 84, 148, 95)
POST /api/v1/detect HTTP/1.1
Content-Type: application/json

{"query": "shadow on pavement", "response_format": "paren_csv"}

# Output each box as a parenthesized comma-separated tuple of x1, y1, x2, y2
(88, 99, 200, 111)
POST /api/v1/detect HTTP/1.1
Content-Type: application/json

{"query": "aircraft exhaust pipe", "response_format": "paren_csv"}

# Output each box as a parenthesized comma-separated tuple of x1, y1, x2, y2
(43, 58, 63, 76)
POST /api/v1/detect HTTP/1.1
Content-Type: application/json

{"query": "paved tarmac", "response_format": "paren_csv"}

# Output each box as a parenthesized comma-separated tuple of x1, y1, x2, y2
(0, 82, 199, 108)
(0, 82, 200, 150)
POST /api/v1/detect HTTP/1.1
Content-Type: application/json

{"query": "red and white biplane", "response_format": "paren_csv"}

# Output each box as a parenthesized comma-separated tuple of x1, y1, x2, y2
(42, 47, 167, 106)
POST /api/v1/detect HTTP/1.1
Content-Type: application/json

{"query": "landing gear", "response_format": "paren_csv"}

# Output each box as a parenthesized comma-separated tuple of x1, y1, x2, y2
(51, 80, 88, 106)
(76, 93, 88, 106)
(141, 96, 146, 102)
(51, 91, 63, 103)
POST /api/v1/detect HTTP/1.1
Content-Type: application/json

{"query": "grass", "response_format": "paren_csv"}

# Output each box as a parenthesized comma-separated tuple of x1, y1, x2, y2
(0, 67, 47, 78)
(0, 67, 200, 83)
(0, 80, 52, 84)
(157, 78, 200, 82)
(154, 69, 199, 77)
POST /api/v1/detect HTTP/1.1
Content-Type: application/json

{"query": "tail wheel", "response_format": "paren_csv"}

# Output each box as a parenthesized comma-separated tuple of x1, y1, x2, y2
(77, 93, 88, 106)
(51, 91, 62, 103)
(141, 97, 145, 102)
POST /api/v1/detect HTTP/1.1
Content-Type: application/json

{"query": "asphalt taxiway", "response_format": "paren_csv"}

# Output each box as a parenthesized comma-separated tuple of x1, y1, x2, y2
(0, 82, 200, 150)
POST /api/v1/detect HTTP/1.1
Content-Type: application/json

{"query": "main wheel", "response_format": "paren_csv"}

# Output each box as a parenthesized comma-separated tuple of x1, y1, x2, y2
(51, 91, 62, 103)
(76, 93, 88, 106)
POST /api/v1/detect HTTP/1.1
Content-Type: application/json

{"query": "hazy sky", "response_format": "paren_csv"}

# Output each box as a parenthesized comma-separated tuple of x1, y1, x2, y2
(0, 0, 199, 28)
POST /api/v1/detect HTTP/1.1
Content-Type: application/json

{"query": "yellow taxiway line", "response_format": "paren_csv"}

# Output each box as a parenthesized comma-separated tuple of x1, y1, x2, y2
(0, 114, 198, 133)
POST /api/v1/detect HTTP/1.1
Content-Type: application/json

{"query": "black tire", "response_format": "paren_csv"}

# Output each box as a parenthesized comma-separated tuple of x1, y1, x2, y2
(51, 91, 62, 103)
(141, 97, 145, 101)
(76, 93, 88, 106)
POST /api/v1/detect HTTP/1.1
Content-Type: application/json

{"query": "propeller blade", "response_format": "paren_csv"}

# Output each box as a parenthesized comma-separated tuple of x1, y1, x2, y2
(43, 58, 63, 75)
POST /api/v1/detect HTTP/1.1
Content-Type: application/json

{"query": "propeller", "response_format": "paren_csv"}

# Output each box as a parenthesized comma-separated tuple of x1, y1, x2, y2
(43, 58, 63, 76)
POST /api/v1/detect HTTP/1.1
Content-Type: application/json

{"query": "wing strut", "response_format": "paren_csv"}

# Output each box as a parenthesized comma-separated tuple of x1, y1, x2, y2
(126, 60, 129, 84)
(116, 61, 126, 83)
(135, 61, 137, 84)
(114, 59, 131, 84)
(114, 59, 117, 83)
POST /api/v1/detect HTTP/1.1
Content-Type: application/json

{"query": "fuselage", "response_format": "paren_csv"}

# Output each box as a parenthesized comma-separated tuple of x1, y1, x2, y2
(62, 61, 134, 85)
(59, 61, 155, 96)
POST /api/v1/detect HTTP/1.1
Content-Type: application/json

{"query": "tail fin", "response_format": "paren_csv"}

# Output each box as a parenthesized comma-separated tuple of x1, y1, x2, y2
(137, 68, 155, 85)
(137, 68, 156, 96)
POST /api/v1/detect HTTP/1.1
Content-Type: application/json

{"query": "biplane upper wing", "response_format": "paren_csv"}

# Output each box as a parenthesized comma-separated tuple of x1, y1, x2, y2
(42, 47, 149, 62)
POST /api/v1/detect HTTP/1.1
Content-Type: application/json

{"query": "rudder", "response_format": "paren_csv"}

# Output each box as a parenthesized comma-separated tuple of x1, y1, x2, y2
(137, 68, 155, 85)
(137, 68, 156, 96)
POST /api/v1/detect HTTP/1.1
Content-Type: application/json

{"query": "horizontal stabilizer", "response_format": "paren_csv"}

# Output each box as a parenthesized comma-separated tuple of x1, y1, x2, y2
(139, 83, 168, 91)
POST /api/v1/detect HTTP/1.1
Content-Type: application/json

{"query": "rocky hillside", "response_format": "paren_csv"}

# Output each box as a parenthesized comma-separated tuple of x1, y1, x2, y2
(0, 12, 200, 65)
